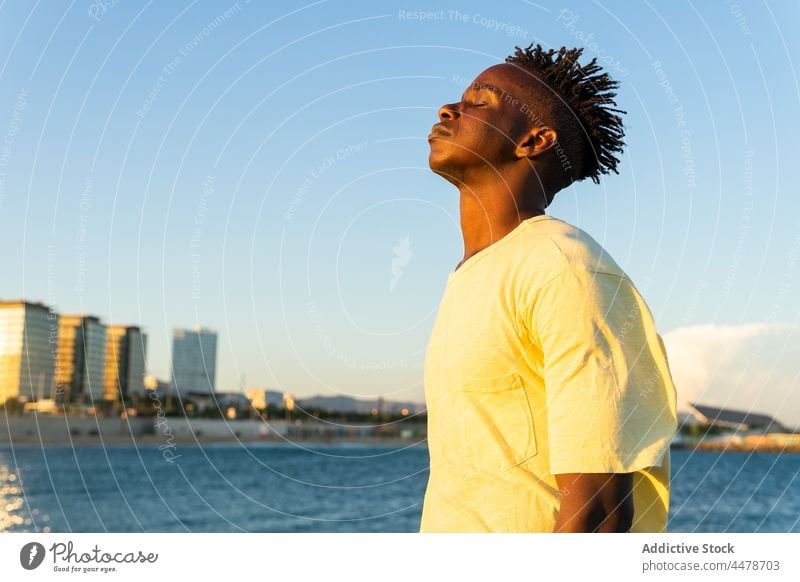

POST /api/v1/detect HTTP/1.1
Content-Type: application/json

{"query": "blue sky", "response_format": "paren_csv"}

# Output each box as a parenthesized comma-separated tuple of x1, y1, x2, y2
(1, 1, 799, 425)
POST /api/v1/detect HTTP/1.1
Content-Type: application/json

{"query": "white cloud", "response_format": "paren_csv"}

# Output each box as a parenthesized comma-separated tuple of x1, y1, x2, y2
(662, 323, 800, 429)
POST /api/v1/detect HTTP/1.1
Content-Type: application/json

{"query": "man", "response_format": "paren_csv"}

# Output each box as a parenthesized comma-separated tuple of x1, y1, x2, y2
(419, 44, 678, 533)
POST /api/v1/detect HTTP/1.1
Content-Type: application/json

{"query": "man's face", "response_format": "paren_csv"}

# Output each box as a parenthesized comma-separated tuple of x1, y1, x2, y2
(428, 64, 537, 183)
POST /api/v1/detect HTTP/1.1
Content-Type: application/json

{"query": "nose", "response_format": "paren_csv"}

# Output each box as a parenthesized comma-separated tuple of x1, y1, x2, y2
(438, 102, 460, 122)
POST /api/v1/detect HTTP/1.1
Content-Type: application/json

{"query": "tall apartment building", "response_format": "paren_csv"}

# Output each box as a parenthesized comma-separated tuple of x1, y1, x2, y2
(0, 300, 57, 405)
(104, 325, 147, 402)
(56, 315, 106, 404)
(171, 326, 217, 397)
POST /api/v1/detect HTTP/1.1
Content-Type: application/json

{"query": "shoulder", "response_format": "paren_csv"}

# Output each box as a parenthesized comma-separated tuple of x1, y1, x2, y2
(514, 216, 629, 290)
(509, 217, 642, 339)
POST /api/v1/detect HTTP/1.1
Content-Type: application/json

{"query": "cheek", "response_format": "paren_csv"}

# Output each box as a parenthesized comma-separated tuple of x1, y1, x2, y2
(467, 120, 517, 158)
(461, 117, 508, 146)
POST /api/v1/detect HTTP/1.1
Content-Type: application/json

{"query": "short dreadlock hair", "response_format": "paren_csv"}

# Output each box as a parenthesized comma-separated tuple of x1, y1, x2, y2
(505, 44, 626, 185)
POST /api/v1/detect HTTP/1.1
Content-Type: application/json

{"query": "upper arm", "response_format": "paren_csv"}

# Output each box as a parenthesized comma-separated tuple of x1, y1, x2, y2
(530, 268, 677, 475)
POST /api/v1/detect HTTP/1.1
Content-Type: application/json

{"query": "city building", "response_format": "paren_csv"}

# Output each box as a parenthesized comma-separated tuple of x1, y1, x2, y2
(104, 325, 147, 402)
(144, 374, 171, 399)
(56, 314, 107, 404)
(244, 388, 285, 410)
(0, 300, 57, 406)
(686, 402, 788, 433)
(170, 326, 217, 398)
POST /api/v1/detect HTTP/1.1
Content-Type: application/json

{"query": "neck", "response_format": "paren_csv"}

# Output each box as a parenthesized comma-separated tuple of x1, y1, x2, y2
(455, 170, 548, 270)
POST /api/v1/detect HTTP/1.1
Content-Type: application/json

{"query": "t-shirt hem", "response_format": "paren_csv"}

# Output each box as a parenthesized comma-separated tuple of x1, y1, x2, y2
(548, 434, 673, 475)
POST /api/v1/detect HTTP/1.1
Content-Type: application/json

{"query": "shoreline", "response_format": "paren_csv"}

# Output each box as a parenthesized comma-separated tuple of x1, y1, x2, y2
(0, 434, 427, 447)
(0, 415, 426, 447)
(5, 439, 799, 453)
(672, 442, 800, 454)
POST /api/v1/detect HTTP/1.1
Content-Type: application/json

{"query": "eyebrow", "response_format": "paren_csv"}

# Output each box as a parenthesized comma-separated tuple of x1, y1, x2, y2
(469, 82, 503, 94)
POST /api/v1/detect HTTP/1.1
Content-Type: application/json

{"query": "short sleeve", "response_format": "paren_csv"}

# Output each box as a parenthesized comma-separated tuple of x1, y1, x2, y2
(530, 268, 677, 475)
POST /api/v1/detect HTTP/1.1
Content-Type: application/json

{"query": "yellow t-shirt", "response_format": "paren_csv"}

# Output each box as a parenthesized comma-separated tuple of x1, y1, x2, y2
(419, 214, 678, 533)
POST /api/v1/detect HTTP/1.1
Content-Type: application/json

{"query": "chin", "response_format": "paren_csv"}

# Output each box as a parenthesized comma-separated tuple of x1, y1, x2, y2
(428, 151, 464, 185)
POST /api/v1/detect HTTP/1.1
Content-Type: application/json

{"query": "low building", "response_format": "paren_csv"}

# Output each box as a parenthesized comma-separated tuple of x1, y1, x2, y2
(144, 375, 171, 400)
(686, 402, 788, 433)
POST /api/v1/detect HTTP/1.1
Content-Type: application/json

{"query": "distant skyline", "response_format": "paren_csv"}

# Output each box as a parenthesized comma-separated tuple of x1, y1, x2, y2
(1, 2, 798, 425)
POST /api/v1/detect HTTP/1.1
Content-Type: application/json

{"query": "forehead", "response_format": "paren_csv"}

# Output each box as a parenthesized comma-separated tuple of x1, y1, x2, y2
(467, 63, 542, 97)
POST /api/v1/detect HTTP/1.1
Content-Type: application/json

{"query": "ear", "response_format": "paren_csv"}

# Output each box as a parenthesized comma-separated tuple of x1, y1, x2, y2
(515, 126, 558, 159)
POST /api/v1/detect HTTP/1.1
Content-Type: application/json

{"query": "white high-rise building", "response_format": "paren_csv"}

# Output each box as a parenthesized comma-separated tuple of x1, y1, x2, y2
(0, 300, 57, 405)
(170, 326, 217, 397)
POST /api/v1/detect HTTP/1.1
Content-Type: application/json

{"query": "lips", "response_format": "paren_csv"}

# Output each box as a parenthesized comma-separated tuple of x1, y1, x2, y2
(428, 124, 451, 140)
